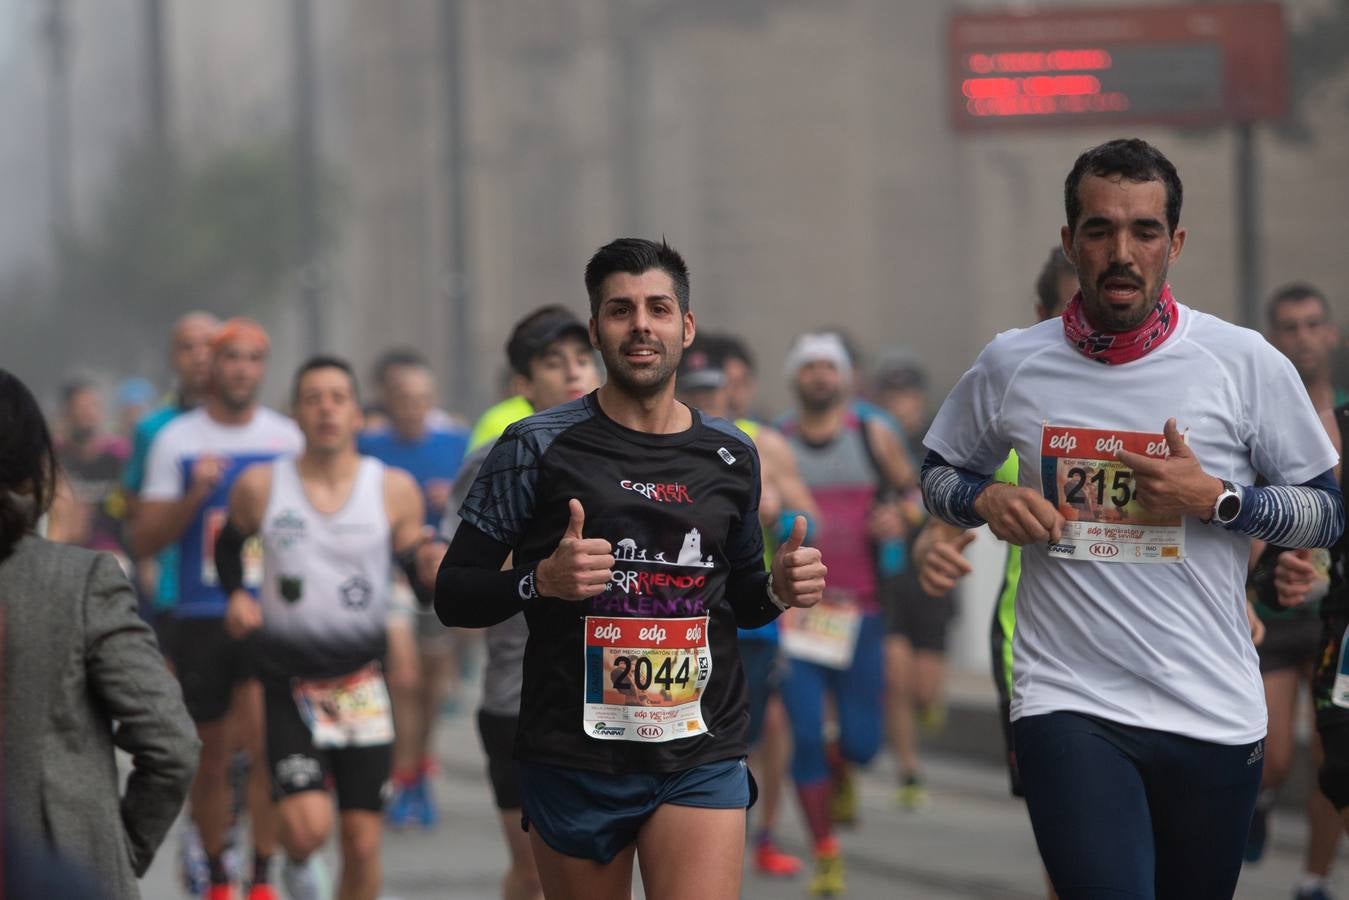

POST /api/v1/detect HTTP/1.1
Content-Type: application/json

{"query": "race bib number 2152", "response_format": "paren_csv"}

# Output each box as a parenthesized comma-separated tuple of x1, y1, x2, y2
(1040, 424, 1185, 564)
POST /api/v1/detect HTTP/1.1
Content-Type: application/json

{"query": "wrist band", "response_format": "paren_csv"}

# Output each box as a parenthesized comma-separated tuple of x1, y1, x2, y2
(518, 567, 539, 601)
(766, 571, 790, 612)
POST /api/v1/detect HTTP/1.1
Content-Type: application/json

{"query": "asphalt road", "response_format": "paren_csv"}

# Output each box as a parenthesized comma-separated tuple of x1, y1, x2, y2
(139, 690, 1337, 899)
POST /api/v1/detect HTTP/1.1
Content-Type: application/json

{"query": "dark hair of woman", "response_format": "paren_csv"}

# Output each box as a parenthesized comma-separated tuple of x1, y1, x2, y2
(0, 369, 58, 561)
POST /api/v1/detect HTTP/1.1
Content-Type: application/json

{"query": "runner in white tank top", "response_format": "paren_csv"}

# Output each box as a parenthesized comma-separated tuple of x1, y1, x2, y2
(255, 455, 391, 680)
(215, 357, 445, 900)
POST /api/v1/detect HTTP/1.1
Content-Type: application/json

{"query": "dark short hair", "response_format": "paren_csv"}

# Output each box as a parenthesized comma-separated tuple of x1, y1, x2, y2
(0, 369, 58, 560)
(1266, 282, 1330, 328)
(371, 347, 429, 387)
(1035, 246, 1077, 314)
(1064, 138, 1183, 235)
(584, 238, 690, 318)
(718, 333, 756, 375)
(293, 355, 361, 405)
(60, 375, 98, 407)
(506, 305, 591, 377)
(678, 334, 731, 392)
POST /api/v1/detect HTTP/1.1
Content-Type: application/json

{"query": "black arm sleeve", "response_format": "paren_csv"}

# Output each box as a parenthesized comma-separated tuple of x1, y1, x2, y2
(726, 567, 781, 630)
(394, 543, 436, 609)
(434, 521, 532, 628)
(214, 520, 247, 594)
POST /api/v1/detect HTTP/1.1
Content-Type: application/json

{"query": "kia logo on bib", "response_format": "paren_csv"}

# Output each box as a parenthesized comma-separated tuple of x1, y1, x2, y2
(1090, 543, 1121, 558)
(1047, 432, 1077, 452)
(636, 725, 664, 739)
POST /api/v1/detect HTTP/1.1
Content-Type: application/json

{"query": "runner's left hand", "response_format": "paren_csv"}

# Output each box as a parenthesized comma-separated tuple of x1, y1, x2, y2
(1116, 418, 1223, 519)
(1274, 548, 1325, 607)
(415, 527, 448, 589)
(868, 500, 905, 542)
(771, 515, 827, 609)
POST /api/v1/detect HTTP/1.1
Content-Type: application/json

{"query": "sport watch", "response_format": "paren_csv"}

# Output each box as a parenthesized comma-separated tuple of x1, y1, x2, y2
(1208, 479, 1242, 526)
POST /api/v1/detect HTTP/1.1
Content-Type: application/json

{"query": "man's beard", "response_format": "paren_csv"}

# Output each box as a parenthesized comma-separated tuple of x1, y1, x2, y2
(601, 338, 680, 399)
(796, 385, 839, 413)
(1082, 263, 1162, 332)
(217, 386, 257, 412)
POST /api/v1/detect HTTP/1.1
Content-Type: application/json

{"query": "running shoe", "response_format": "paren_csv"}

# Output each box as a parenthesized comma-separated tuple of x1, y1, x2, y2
(281, 856, 330, 900)
(828, 766, 858, 826)
(1243, 802, 1269, 863)
(179, 822, 210, 897)
(754, 835, 803, 877)
(205, 885, 236, 900)
(385, 780, 418, 830)
(897, 774, 929, 811)
(412, 775, 439, 829)
(809, 838, 845, 897)
(918, 702, 947, 734)
(1293, 887, 1334, 900)
(245, 884, 278, 900)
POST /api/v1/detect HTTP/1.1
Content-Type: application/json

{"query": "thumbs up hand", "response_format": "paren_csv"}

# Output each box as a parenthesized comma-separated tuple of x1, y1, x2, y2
(535, 499, 615, 601)
(916, 526, 977, 598)
(1115, 417, 1224, 519)
(770, 515, 827, 610)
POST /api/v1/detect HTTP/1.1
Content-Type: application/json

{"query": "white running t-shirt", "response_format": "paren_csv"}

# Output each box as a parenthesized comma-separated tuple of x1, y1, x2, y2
(141, 406, 303, 617)
(925, 304, 1338, 744)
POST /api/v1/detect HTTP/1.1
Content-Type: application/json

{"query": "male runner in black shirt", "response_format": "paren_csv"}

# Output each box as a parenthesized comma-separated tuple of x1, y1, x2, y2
(436, 238, 826, 900)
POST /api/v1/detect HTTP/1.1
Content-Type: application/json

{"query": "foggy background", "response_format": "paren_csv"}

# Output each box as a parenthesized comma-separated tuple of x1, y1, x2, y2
(3, 0, 1348, 422)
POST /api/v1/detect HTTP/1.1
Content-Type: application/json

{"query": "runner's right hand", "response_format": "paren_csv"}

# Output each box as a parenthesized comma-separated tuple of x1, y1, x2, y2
(224, 589, 263, 638)
(535, 499, 614, 601)
(918, 530, 976, 597)
(189, 454, 227, 498)
(973, 483, 1064, 546)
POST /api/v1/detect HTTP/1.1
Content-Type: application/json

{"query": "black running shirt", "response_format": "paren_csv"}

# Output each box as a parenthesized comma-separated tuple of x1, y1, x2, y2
(457, 392, 765, 774)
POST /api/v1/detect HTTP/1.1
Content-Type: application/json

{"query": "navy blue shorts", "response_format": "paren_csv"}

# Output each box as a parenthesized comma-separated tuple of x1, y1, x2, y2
(1014, 711, 1262, 900)
(518, 757, 754, 863)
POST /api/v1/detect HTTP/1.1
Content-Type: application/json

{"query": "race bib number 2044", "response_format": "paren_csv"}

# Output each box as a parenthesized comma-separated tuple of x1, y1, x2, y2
(583, 616, 711, 743)
(1040, 424, 1185, 564)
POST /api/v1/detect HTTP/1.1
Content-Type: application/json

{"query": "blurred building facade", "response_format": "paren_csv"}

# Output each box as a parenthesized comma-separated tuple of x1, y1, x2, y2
(2, 0, 1348, 416)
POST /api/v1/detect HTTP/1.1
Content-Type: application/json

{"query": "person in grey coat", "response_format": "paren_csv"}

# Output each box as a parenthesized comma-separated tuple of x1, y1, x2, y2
(0, 367, 200, 900)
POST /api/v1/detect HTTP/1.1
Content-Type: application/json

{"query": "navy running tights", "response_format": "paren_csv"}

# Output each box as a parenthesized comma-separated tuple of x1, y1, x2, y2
(1014, 710, 1263, 900)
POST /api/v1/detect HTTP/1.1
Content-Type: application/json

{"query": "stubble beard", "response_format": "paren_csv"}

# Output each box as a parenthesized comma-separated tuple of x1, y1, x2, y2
(1081, 272, 1166, 332)
(602, 344, 679, 400)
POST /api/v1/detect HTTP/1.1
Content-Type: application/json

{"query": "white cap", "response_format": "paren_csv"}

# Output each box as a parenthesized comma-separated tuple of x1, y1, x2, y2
(784, 332, 853, 382)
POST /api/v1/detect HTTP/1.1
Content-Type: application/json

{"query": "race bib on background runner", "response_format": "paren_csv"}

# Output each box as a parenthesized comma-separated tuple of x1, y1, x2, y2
(1040, 424, 1184, 564)
(293, 662, 394, 749)
(583, 616, 711, 743)
(779, 592, 862, 669)
(1332, 623, 1349, 710)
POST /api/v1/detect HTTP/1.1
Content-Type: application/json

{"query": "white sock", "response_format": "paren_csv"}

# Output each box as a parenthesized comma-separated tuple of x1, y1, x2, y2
(1297, 872, 1326, 892)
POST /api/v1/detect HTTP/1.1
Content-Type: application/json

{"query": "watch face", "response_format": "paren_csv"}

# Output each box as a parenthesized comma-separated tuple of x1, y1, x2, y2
(1218, 494, 1241, 522)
